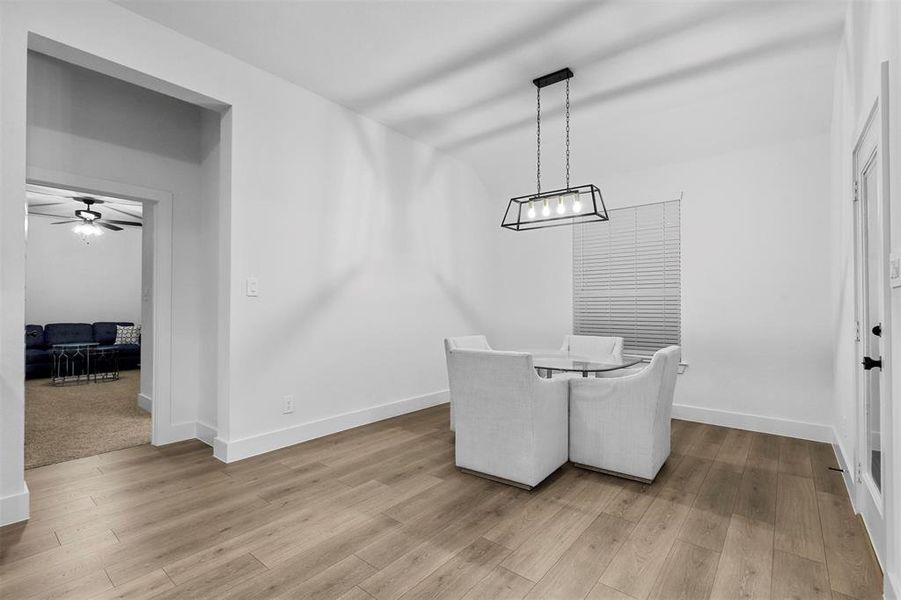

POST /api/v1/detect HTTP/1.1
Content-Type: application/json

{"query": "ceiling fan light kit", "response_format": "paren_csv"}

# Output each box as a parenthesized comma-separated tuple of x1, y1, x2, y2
(501, 67, 609, 232)
(27, 194, 143, 242)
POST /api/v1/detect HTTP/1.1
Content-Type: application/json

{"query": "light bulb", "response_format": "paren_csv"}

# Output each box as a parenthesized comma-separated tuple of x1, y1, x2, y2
(570, 192, 582, 213)
(91, 223, 103, 236)
(556, 197, 566, 215)
(527, 201, 536, 219)
(72, 223, 85, 235)
(542, 199, 550, 217)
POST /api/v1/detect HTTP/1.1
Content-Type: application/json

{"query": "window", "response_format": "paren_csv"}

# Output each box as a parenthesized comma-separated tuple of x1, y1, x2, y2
(573, 199, 681, 356)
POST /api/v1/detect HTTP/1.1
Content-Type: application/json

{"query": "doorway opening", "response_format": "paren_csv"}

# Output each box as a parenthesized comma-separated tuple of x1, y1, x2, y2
(24, 183, 151, 468)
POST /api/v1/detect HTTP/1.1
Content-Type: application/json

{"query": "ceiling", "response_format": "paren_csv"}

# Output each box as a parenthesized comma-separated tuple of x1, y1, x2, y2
(27, 184, 143, 221)
(116, 0, 846, 191)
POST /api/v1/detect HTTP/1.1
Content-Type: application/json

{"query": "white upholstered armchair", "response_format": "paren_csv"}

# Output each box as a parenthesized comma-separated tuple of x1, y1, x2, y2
(568, 345, 681, 482)
(444, 336, 492, 431)
(448, 349, 569, 489)
(560, 334, 624, 362)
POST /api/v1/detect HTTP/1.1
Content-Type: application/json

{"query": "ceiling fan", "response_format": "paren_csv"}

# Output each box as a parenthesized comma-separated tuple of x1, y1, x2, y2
(28, 196, 142, 236)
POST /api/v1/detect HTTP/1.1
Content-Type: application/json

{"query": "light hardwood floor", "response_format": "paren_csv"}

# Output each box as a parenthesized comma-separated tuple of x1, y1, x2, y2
(0, 405, 883, 600)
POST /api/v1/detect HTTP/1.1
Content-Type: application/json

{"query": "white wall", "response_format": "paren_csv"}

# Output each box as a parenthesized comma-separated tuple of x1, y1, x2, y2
(0, 0, 493, 523)
(25, 215, 142, 325)
(830, 1, 901, 596)
(603, 135, 833, 435)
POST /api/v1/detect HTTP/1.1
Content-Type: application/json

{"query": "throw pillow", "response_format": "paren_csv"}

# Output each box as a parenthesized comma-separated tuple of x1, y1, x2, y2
(115, 324, 141, 345)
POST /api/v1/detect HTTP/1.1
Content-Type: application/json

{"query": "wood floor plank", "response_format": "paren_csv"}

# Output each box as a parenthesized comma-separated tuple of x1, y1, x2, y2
(778, 437, 813, 478)
(771, 550, 831, 600)
(602, 481, 656, 524)
(460, 566, 534, 600)
(152, 553, 266, 600)
(598, 487, 695, 600)
(714, 428, 753, 468)
(89, 569, 174, 599)
(398, 537, 510, 600)
(774, 473, 825, 563)
(708, 515, 773, 600)
(586, 582, 638, 600)
(501, 505, 599, 582)
(733, 467, 778, 525)
(747, 432, 780, 472)
(678, 462, 742, 552)
(647, 540, 719, 600)
(524, 513, 633, 600)
(816, 491, 883, 599)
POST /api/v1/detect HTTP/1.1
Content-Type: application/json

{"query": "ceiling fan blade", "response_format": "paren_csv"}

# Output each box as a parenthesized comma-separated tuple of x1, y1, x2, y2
(51, 220, 80, 224)
(29, 211, 72, 218)
(105, 205, 142, 220)
(104, 219, 143, 227)
(28, 202, 67, 208)
(99, 222, 124, 231)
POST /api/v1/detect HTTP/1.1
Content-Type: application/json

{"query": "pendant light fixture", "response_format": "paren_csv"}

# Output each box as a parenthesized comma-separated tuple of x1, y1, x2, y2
(501, 68, 608, 231)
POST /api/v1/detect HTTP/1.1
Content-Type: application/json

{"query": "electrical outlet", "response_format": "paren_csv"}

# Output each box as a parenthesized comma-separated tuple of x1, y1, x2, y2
(282, 395, 295, 414)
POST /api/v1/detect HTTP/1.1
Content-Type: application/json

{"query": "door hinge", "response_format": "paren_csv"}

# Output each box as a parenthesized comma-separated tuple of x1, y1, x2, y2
(854, 180, 859, 202)
(857, 461, 863, 484)
(856, 321, 861, 342)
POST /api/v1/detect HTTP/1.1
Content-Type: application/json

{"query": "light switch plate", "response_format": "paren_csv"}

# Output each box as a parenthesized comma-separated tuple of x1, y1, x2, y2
(891, 253, 901, 288)
(246, 277, 259, 297)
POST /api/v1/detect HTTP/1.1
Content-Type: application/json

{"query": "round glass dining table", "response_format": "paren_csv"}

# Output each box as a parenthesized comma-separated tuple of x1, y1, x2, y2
(523, 350, 643, 378)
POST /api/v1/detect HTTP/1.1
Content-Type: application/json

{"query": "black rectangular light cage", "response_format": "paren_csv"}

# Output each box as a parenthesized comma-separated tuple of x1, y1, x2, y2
(501, 184, 608, 231)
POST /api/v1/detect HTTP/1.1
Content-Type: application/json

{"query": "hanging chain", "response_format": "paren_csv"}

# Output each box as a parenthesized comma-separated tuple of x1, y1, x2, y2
(536, 86, 542, 197)
(565, 78, 571, 189)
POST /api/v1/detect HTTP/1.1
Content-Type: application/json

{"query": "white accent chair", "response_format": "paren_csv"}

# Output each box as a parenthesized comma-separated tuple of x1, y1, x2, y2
(448, 349, 569, 489)
(560, 334, 624, 362)
(444, 336, 492, 431)
(568, 345, 681, 482)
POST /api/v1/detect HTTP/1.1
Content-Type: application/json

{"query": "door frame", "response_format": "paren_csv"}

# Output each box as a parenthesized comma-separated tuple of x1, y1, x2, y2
(25, 167, 178, 446)
(850, 64, 892, 570)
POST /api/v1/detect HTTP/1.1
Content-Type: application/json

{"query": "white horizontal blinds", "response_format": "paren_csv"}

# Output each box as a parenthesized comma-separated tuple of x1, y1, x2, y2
(573, 199, 681, 356)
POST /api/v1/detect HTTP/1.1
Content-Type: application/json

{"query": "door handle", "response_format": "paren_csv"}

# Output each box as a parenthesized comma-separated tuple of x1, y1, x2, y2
(872, 323, 882, 337)
(862, 356, 882, 370)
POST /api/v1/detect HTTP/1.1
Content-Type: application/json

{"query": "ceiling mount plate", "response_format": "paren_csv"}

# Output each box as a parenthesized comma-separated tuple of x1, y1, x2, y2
(533, 68, 573, 89)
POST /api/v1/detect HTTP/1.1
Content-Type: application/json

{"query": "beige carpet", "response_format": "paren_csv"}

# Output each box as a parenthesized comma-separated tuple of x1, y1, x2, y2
(25, 370, 150, 469)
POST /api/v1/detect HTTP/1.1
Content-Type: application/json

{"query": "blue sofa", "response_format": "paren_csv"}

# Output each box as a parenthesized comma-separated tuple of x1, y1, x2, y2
(25, 322, 141, 379)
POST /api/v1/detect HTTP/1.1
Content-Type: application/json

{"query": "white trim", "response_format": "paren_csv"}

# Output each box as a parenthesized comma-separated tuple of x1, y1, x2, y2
(887, 573, 900, 600)
(195, 421, 216, 447)
(0, 483, 30, 527)
(672, 403, 832, 442)
(214, 390, 449, 463)
(137, 393, 152, 414)
(833, 428, 858, 512)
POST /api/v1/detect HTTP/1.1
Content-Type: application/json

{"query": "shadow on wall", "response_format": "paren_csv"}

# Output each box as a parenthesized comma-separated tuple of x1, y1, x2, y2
(348, 1, 603, 111)
(440, 23, 843, 151)
(394, 0, 757, 138)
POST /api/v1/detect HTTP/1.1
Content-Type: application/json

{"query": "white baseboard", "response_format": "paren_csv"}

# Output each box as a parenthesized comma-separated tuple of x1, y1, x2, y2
(153, 421, 198, 446)
(831, 428, 857, 512)
(0, 483, 30, 526)
(195, 421, 216, 447)
(137, 393, 152, 413)
(886, 573, 900, 600)
(214, 390, 449, 463)
(672, 403, 832, 443)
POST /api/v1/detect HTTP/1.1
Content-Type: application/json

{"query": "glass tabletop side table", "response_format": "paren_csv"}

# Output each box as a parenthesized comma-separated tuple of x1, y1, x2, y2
(50, 342, 99, 386)
(90, 345, 121, 382)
